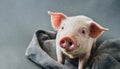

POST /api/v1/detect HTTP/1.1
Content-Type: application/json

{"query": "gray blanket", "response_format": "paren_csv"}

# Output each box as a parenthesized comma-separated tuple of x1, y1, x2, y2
(25, 30, 120, 69)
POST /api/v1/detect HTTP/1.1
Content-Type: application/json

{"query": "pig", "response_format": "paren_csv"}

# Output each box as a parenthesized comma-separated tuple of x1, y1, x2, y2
(48, 11, 108, 69)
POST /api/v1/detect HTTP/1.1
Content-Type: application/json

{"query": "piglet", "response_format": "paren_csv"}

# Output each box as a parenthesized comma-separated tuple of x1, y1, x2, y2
(48, 11, 108, 69)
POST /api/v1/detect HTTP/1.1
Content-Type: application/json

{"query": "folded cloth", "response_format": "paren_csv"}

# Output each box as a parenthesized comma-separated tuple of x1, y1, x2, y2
(25, 30, 120, 69)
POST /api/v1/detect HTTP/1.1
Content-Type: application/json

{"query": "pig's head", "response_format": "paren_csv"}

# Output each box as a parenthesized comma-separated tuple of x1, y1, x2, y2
(48, 11, 108, 58)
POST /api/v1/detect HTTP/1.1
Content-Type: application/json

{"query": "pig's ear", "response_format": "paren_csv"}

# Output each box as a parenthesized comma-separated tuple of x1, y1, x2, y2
(88, 21, 108, 38)
(48, 11, 66, 30)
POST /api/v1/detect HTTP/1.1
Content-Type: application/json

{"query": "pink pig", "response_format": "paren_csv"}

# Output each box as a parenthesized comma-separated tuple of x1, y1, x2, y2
(48, 11, 108, 69)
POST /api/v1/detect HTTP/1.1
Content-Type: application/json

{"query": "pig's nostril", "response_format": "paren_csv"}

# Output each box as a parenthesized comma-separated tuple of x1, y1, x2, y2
(60, 40, 66, 48)
(61, 40, 65, 44)
(68, 42, 73, 46)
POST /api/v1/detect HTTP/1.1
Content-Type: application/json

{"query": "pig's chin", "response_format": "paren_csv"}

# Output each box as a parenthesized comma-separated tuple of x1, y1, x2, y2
(61, 44, 87, 58)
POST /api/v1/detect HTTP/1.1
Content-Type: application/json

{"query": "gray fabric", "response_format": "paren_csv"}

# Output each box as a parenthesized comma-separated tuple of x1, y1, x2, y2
(87, 39, 120, 69)
(25, 30, 120, 69)
(25, 30, 70, 69)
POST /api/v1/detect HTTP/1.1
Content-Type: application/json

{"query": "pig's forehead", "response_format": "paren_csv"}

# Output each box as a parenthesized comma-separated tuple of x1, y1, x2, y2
(62, 15, 92, 27)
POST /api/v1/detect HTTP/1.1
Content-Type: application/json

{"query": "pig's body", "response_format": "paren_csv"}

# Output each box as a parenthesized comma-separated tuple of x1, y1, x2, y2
(48, 11, 108, 69)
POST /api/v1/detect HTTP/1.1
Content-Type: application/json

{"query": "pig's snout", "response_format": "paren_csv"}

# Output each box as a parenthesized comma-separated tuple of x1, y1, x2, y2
(59, 36, 76, 50)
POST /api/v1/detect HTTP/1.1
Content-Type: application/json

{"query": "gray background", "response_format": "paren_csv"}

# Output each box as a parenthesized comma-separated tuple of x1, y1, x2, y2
(0, 0, 120, 69)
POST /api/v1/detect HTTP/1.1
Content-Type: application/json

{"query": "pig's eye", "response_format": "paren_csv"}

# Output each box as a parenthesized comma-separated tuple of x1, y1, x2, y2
(81, 30, 85, 34)
(82, 30, 85, 34)
(61, 26, 64, 30)
(79, 28, 87, 36)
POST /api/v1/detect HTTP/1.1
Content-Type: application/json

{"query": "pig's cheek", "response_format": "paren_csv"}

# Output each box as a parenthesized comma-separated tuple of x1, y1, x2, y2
(74, 37, 89, 53)
(79, 38, 94, 53)
(56, 32, 63, 48)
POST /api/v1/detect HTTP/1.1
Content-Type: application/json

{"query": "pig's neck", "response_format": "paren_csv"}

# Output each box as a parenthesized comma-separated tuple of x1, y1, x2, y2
(78, 41, 97, 69)
(78, 51, 91, 69)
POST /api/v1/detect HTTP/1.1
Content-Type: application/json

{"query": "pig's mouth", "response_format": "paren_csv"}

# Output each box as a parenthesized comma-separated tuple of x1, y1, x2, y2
(62, 43, 88, 58)
(61, 42, 80, 52)
(61, 43, 85, 58)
